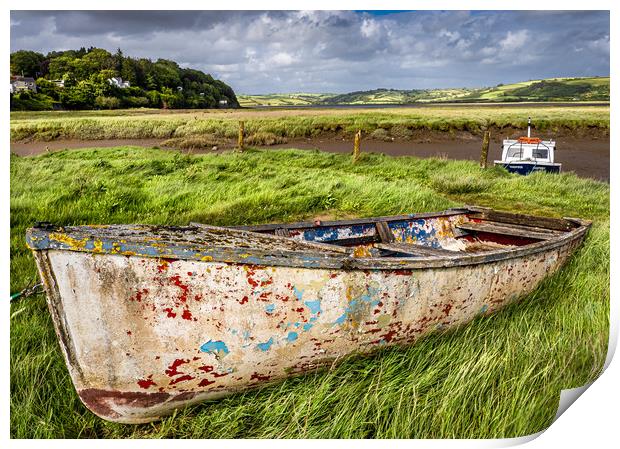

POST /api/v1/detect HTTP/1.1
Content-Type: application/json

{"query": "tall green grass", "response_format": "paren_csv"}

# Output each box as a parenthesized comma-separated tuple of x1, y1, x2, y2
(10, 147, 609, 438)
(10, 106, 610, 142)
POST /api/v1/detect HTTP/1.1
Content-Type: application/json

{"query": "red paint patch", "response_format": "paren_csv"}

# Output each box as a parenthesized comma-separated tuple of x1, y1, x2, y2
(137, 376, 156, 389)
(212, 372, 229, 378)
(170, 275, 190, 303)
(165, 358, 188, 377)
(181, 309, 193, 320)
(260, 277, 273, 287)
(163, 307, 177, 318)
(198, 365, 214, 373)
(258, 292, 271, 302)
(238, 296, 249, 305)
(381, 329, 398, 342)
(78, 388, 170, 420)
(130, 288, 149, 302)
(169, 374, 194, 385)
(246, 268, 260, 287)
(295, 307, 304, 313)
(442, 303, 453, 316)
(393, 269, 412, 276)
(250, 372, 271, 382)
(199, 378, 215, 387)
(126, 330, 132, 335)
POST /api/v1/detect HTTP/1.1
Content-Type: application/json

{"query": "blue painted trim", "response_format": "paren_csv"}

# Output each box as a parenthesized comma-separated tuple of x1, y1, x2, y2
(496, 162, 561, 175)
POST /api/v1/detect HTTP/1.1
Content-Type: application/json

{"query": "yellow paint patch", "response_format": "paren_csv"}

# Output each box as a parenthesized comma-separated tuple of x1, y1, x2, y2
(353, 245, 372, 258)
(49, 233, 89, 250)
(92, 239, 104, 253)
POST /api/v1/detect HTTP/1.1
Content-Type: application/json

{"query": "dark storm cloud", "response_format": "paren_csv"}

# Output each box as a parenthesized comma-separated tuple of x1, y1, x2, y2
(10, 10, 264, 37)
(10, 10, 610, 94)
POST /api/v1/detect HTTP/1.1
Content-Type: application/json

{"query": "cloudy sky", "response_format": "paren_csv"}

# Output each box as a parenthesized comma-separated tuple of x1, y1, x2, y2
(10, 10, 610, 94)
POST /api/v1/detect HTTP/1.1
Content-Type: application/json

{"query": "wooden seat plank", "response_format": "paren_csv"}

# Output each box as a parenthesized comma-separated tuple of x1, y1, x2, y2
(375, 242, 460, 258)
(466, 206, 574, 231)
(456, 221, 558, 241)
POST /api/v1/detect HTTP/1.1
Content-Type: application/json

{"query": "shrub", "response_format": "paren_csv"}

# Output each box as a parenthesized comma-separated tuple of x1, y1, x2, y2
(245, 132, 288, 146)
(390, 125, 414, 139)
(94, 96, 121, 109)
(370, 128, 392, 141)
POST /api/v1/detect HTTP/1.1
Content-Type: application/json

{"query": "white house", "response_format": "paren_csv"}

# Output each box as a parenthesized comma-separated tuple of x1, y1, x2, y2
(10, 76, 37, 93)
(107, 77, 131, 88)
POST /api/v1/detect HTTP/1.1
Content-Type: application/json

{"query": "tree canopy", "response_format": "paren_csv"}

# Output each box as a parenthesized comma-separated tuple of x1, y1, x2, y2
(10, 47, 239, 111)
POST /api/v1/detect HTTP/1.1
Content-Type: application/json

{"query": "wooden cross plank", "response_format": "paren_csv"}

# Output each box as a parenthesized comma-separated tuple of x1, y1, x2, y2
(375, 242, 460, 258)
(275, 228, 290, 237)
(456, 221, 558, 241)
(375, 221, 395, 243)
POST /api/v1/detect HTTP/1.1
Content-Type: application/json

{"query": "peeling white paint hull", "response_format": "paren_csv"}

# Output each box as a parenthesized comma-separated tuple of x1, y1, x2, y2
(33, 234, 582, 423)
(27, 207, 591, 423)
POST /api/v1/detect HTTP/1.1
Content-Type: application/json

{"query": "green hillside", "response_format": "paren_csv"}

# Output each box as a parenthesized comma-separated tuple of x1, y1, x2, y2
(239, 76, 609, 106)
(465, 77, 610, 102)
(10, 48, 239, 111)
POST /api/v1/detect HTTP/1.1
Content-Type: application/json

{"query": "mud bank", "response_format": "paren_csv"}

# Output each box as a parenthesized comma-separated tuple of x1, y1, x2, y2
(11, 134, 609, 182)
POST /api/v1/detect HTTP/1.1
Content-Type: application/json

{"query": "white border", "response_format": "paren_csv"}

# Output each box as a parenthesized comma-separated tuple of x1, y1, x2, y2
(4, 1, 616, 446)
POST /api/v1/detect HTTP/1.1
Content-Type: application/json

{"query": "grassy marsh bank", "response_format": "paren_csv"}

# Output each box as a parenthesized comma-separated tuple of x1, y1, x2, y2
(11, 105, 609, 145)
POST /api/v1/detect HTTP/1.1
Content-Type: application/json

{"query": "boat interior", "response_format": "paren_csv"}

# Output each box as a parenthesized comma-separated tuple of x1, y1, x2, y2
(226, 206, 581, 259)
(30, 207, 584, 263)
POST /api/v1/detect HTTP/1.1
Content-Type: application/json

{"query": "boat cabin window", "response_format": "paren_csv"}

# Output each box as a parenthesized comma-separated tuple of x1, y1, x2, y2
(506, 145, 523, 159)
(532, 148, 548, 159)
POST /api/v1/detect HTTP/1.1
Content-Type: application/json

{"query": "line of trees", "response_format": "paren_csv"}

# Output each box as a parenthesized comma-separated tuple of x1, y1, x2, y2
(10, 47, 239, 110)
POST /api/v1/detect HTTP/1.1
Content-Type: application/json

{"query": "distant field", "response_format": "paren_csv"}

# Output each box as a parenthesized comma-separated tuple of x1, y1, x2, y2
(10, 147, 609, 438)
(238, 76, 610, 106)
(10, 105, 610, 145)
(237, 93, 333, 107)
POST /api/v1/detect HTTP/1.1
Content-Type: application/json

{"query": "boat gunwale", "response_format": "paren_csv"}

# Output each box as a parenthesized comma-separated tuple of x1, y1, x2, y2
(25, 209, 592, 271)
(230, 208, 470, 231)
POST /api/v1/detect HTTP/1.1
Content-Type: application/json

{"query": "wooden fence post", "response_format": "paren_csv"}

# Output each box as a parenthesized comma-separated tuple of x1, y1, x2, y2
(237, 121, 245, 151)
(352, 130, 362, 163)
(480, 129, 490, 168)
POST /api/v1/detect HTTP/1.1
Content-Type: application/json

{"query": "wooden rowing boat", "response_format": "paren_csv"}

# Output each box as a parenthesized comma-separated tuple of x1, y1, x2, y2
(26, 206, 590, 423)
